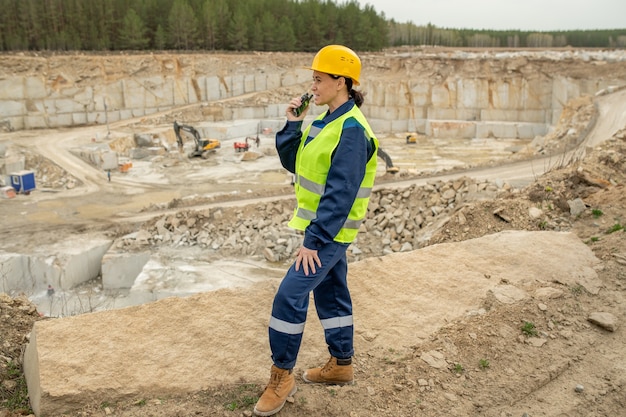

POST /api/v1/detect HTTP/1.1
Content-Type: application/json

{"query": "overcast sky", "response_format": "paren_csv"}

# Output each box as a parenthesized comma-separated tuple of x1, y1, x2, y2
(355, 0, 626, 31)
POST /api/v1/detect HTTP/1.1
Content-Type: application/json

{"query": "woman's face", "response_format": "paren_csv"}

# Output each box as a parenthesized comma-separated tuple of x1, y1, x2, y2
(311, 70, 347, 112)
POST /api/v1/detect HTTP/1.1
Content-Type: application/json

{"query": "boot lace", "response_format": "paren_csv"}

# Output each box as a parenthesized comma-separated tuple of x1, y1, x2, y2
(267, 369, 285, 393)
(321, 357, 336, 375)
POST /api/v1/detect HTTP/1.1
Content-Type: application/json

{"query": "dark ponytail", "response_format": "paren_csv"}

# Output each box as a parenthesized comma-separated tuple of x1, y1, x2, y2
(344, 77, 365, 107)
(350, 89, 365, 107)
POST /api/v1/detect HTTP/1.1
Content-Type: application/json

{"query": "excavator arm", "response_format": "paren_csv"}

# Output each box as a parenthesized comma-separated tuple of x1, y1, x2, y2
(174, 121, 201, 150)
(173, 121, 221, 158)
(377, 147, 399, 173)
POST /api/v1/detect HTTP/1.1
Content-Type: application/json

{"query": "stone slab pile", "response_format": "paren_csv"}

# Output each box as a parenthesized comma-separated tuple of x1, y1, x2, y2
(0, 237, 112, 295)
(117, 176, 509, 263)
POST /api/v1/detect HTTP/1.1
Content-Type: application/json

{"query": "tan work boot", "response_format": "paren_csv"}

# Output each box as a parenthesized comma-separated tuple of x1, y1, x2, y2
(302, 356, 354, 385)
(253, 365, 297, 416)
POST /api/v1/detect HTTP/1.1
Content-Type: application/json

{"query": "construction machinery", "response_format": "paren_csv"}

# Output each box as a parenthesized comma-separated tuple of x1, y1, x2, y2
(234, 123, 261, 152)
(406, 105, 419, 144)
(173, 121, 221, 159)
(234, 135, 260, 152)
(377, 147, 399, 174)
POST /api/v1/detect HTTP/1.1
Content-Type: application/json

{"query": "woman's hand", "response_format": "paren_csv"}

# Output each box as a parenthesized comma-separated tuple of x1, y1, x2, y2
(295, 245, 322, 276)
(286, 95, 309, 121)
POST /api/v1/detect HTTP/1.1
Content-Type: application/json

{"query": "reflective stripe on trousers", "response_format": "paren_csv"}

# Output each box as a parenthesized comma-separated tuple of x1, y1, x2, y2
(268, 241, 354, 370)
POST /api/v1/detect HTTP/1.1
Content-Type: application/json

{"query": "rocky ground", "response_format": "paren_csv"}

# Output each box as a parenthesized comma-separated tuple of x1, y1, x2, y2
(2, 135, 625, 416)
(1, 50, 625, 417)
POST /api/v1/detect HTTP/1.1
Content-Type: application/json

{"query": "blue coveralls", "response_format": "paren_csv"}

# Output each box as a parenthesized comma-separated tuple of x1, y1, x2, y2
(270, 99, 375, 370)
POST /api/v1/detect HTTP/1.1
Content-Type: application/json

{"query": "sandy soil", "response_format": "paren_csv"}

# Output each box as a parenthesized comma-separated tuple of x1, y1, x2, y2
(1, 50, 625, 417)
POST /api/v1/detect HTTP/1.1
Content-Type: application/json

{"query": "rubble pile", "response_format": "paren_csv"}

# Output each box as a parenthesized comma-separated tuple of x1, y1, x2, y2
(116, 176, 527, 263)
(533, 95, 597, 154)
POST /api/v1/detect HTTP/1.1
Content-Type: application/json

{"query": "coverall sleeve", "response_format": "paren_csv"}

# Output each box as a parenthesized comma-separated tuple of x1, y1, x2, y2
(275, 121, 303, 174)
(303, 120, 372, 249)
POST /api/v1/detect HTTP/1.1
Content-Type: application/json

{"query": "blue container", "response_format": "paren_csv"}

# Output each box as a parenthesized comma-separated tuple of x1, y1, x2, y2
(10, 170, 36, 194)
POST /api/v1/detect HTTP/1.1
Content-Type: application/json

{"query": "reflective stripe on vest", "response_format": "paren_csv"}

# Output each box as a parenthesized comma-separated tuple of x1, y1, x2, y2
(287, 105, 378, 243)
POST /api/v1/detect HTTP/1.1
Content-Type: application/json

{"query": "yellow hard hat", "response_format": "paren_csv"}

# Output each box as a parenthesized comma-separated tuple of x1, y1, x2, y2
(310, 45, 361, 85)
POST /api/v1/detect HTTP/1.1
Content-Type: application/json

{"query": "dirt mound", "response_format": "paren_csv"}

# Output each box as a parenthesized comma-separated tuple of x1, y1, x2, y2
(430, 129, 626, 247)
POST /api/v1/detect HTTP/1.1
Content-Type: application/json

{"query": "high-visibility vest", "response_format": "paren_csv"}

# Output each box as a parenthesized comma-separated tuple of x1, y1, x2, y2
(288, 106, 378, 243)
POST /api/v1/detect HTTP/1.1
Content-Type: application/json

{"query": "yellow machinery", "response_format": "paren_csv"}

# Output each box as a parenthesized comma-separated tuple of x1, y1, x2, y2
(173, 121, 221, 159)
(377, 147, 399, 174)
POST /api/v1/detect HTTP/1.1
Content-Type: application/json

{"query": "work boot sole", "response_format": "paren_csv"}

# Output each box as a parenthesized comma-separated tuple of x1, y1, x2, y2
(253, 386, 297, 417)
(301, 372, 354, 385)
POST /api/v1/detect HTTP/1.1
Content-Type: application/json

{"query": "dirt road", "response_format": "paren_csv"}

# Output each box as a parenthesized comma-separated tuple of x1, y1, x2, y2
(16, 87, 624, 229)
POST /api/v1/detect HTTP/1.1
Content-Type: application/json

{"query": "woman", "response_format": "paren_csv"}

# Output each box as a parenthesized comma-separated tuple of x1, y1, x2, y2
(254, 44, 379, 417)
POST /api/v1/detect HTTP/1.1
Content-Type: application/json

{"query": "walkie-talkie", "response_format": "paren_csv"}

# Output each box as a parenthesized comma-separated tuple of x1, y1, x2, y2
(293, 93, 312, 116)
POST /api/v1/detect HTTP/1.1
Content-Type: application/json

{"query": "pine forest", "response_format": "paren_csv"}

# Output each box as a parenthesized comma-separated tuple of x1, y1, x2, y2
(0, 0, 624, 52)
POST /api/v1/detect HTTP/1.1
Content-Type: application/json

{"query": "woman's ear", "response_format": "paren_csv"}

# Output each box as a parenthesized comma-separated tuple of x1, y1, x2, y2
(336, 76, 346, 91)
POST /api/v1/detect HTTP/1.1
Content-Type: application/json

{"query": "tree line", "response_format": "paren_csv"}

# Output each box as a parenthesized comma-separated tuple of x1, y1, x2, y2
(0, 0, 624, 52)
(0, 0, 387, 52)
(388, 23, 626, 49)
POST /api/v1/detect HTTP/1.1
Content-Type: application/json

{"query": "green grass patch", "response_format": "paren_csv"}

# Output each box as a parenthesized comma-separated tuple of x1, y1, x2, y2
(570, 284, 584, 296)
(223, 383, 259, 411)
(591, 208, 603, 218)
(0, 361, 32, 413)
(521, 321, 538, 336)
(606, 223, 623, 234)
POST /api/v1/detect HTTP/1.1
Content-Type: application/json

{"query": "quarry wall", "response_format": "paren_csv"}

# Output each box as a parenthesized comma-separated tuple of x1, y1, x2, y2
(2, 50, 625, 138)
